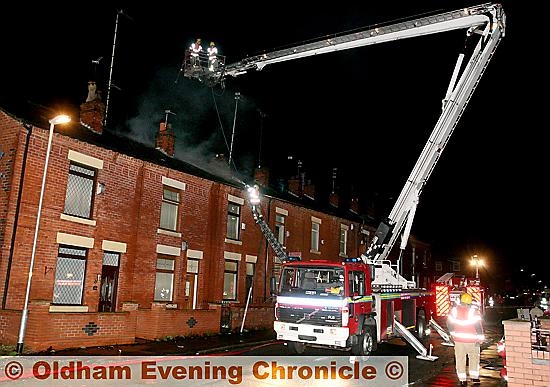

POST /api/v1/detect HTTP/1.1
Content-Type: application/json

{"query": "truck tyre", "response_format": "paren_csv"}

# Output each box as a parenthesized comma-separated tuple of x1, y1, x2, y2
(416, 310, 429, 342)
(288, 341, 306, 354)
(352, 325, 376, 356)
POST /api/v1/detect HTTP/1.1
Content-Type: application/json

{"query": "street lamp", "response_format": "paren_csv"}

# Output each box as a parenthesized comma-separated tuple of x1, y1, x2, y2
(471, 254, 484, 280)
(16, 114, 70, 354)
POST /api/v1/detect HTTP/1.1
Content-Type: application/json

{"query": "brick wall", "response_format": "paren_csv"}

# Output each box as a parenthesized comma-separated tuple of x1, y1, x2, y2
(135, 303, 220, 340)
(502, 318, 550, 386)
(0, 309, 20, 344)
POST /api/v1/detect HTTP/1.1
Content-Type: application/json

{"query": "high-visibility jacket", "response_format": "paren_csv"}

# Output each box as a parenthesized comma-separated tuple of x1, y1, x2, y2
(207, 46, 218, 60)
(446, 303, 485, 343)
(190, 43, 202, 57)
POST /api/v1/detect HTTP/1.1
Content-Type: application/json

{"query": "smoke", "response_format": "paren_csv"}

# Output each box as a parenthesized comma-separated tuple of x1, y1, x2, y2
(120, 64, 258, 184)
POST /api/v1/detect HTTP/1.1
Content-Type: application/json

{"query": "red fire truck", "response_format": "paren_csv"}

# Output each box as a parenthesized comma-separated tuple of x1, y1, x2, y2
(209, 3, 505, 359)
(434, 273, 486, 318)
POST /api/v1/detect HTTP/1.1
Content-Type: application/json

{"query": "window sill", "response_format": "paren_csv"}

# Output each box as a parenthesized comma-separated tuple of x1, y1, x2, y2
(60, 213, 96, 226)
(310, 249, 321, 255)
(157, 228, 182, 238)
(49, 305, 89, 313)
(339, 253, 347, 258)
(224, 238, 242, 245)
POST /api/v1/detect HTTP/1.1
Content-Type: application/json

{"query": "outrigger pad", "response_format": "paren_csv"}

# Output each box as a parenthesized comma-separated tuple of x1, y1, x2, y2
(416, 354, 438, 361)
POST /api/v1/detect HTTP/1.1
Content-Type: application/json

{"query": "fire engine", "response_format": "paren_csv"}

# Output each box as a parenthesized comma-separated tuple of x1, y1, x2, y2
(188, 3, 505, 358)
(434, 272, 486, 318)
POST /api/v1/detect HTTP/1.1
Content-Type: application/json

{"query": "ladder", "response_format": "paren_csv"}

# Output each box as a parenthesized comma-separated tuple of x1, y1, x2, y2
(250, 205, 288, 261)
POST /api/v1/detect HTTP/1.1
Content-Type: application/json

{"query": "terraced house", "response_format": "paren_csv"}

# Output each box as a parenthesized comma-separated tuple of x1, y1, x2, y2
(0, 89, 432, 352)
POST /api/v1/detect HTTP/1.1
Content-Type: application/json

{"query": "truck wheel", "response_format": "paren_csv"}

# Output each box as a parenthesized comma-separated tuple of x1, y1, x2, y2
(416, 310, 428, 341)
(288, 341, 306, 354)
(352, 326, 376, 356)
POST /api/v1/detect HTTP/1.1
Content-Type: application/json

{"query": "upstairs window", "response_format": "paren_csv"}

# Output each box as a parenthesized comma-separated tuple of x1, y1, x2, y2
(275, 214, 286, 245)
(226, 202, 241, 240)
(63, 163, 96, 219)
(160, 187, 180, 231)
(339, 225, 348, 256)
(311, 221, 320, 251)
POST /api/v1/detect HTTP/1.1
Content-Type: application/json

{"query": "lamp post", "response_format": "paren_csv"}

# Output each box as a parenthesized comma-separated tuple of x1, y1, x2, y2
(16, 114, 70, 354)
(471, 254, 484, 280)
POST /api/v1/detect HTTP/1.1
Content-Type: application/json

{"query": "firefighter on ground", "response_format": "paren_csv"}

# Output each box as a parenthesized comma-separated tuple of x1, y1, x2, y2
(207, 41, 218, 72)
(189, 38, 203, 67)
(447, 292, 485, 386)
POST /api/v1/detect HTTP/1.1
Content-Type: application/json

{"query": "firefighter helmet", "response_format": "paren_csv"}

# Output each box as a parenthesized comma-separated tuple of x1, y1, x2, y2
(460, 293, 473, 304)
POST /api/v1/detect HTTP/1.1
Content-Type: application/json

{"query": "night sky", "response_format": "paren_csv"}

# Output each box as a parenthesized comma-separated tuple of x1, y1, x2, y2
(1, 2, 544, 290)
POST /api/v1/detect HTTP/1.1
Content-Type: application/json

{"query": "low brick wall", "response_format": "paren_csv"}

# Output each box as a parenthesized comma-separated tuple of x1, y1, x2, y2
(0, 309, 21, 345)
(23, 301, 136, 352)
(135, 303, 221, 340)
(228, 305, 274, 332)
(502, 318, 550, 386)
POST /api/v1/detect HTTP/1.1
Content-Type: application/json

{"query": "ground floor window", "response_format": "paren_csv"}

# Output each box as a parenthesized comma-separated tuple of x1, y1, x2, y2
(52, 245, 87, 305)
(155, 256, 175, 301)
(223, 260, 238, 300)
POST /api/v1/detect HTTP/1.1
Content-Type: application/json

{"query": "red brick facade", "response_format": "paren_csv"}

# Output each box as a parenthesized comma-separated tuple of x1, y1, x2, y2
(0, 108, 432, 352)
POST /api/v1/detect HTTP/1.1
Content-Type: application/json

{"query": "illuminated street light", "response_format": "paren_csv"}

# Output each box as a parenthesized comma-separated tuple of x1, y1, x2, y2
(16, 114, 71, 354)
(471, 254, 484, 280)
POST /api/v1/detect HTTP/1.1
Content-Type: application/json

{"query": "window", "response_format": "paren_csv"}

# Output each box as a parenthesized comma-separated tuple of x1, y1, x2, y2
(154, 257, 175, 301)
(311, 221, 320, 251)
(63, 162, 96, 219)
(160, 187, 180, 231)
(452, 261, 461, 272)
(435, 261, 443, 272)
(223, 260, 238, 300)
(245, 262, 255, 300)
(348, 271, 365, 295)
(226, 202, 241, 240)
(275, 214, 285, 245)
(339, 225, 348, 256)
(53, 246, 87, 305)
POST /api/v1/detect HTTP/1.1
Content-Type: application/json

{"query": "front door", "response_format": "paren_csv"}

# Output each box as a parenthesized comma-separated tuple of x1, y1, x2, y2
(99, 265, 119, 312)
(185, 273, 196, 309)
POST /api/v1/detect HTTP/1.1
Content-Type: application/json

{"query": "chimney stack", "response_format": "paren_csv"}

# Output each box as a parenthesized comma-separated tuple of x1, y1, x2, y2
(156, 110, 176, 157)
(80, 80, 106, 134)
(156, 121, 175, 157)
(303, 178, 315, 200)
(350, 197, 360, 213)
(254, 166, 270, 187)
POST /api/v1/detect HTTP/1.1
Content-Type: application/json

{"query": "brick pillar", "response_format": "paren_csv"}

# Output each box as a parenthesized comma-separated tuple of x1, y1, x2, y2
(502, 318, 550, 386)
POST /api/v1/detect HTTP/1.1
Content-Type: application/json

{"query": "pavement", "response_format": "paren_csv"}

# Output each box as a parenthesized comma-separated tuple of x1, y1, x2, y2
(24, 311, 509, 386)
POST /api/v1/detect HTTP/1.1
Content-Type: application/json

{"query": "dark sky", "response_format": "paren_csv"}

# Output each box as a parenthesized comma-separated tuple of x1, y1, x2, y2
(1, 2, 545, 288)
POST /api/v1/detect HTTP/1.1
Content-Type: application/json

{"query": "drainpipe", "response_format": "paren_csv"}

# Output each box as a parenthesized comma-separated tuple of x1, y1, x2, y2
(2, 123, 32, 309)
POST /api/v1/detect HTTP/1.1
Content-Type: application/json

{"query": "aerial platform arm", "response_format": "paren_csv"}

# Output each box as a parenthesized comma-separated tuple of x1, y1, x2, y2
(362, 4, 505, 265)
(207, 4, 503, 82)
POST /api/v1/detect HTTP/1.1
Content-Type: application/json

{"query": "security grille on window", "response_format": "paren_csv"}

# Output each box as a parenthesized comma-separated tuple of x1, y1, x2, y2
(154, 257, 175, 301)
(226, 203, 241, 240)
(103, 252, 120, 266)
(52, 246, 87, 305)
(63, 163, 96, 219)
(160, 187, 180, 231)
(339, 226, 348, 255)
(275, 214, 285, 245)
(311, 221, 320, 251)
(223, 260, 238, 300)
